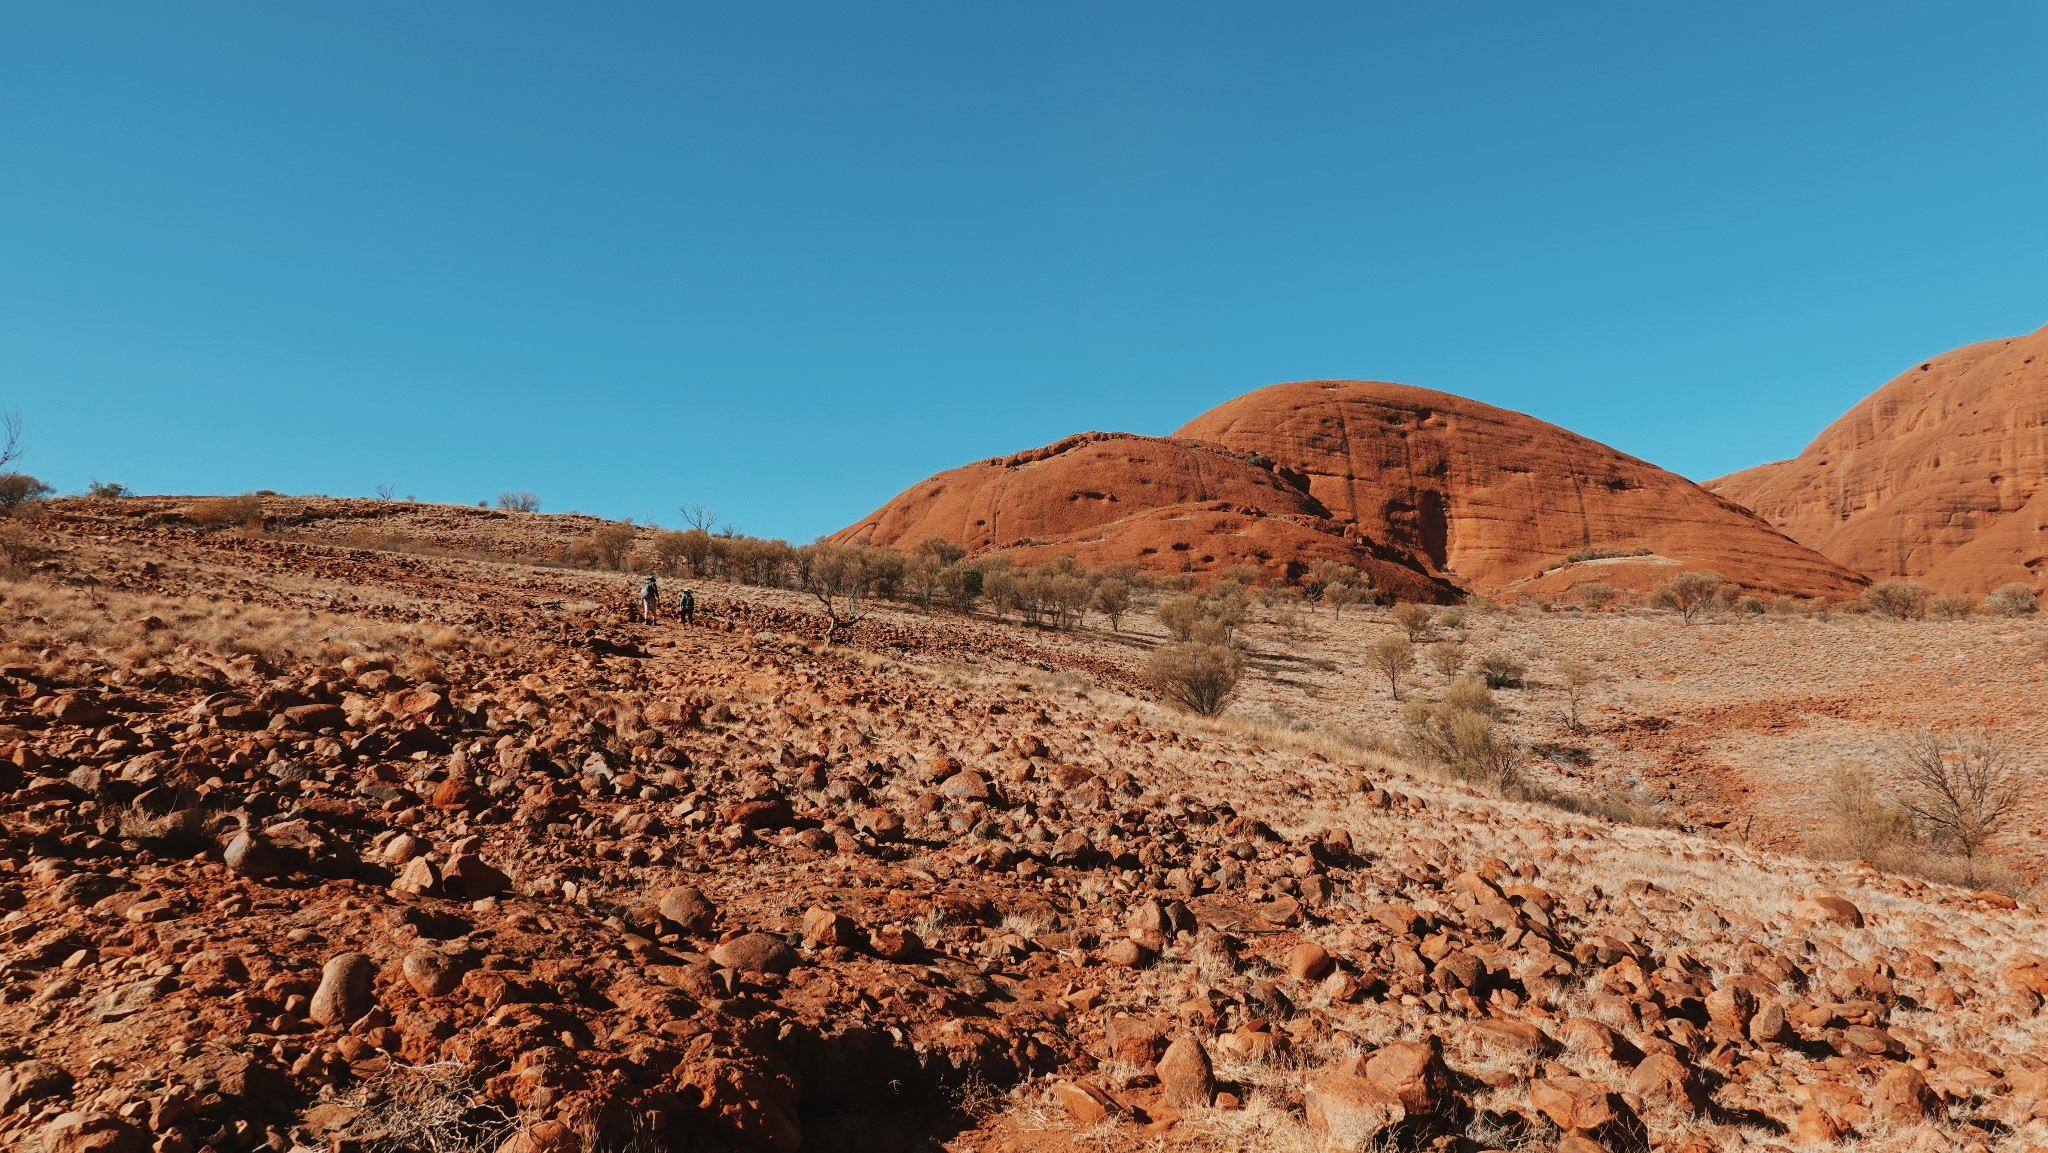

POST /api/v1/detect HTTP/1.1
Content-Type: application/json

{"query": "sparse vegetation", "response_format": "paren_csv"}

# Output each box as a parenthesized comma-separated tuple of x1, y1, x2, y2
(1890, 729, 2022, 885)
(1093, 577, 1132, 631)
(1424, 639, 1465, 679)
(1650, 569, 1723, 624)
(1390, 602, 1432, 640)
(1928, 591, 1973, 620)
(1147, 640, 1244, 716)
(1557, 658, 1602, 731)
(1367, 634, 1414, 700)
(1864, 578, 1931, 621)
(0, 472, 54, 513)
(1473, 650, 1525, 689)
(188, 494, 266, 531)
(495, 490, 541, 513)
(1403, 680, 1520, 789)
(1985, 582, 2039, 617)
(1576, 582, 1616, 609)
(1562, 544, 1652, 564)
(87, 479, 133, 499)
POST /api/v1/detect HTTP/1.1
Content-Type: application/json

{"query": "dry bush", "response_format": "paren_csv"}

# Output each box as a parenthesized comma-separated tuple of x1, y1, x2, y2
(1425, 639, 1465, 679)
(494, 491, 540, 513)
(1557, 658, 1602, 731)
(1093, 577, 1131, 631)
(1390, 602, 1433, 640)
(0, 472, 54, 513)
(1147, 641, 1244, 716)
(1891, 729, 2022, 885)
(1650, 570, 1723, 624)
(0, 518, 46, 575)
(1443, 674, 1496, 715)
(188, 495, 266, 531)
(1817, 765, 1916, 859)
(1577, 582, 1616, 609)
(1864, 579, 1932, 621)
(1928, 592, 1974, 620)
(1403, 699, 1521, 789)
(1564, 544, 1652, 563)
(1985, 583, 2039, 617)
(1474, 650, 1525, 689)
(1368, 633, 1414, 700)
(337, 1061, 515, 1153)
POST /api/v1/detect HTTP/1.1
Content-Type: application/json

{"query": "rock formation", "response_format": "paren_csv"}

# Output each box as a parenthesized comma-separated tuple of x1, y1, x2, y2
(840, 380, 1867, 600)
(1711, 323, 2048, 592)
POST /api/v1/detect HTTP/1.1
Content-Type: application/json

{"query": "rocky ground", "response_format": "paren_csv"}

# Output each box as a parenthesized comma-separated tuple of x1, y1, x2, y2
(2, 497, 2044, 1153)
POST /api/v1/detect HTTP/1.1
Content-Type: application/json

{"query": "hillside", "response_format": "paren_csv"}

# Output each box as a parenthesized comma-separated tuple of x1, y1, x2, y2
(0, 497, 2038, 1152)
(1710, 324, 2048, 592)
(838, 380, 1866, 602)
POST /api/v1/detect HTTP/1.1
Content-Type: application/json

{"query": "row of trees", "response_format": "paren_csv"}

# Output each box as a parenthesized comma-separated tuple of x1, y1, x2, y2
(1648, 570, 2039, 623)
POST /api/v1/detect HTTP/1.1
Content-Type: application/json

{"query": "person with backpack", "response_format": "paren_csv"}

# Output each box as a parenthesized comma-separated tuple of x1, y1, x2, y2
(678, 588, 696, 624)
(639, 576, 660, 622)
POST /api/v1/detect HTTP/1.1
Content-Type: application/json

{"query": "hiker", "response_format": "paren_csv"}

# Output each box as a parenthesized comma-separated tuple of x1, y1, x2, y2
(639, 576, 659, 622)
(678, 588, 696, 625)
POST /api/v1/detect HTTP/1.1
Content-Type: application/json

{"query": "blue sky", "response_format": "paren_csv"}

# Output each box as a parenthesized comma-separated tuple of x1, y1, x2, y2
(4, 4, 2044, 540)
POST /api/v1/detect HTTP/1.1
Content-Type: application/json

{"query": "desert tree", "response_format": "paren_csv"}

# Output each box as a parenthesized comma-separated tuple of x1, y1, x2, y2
(678, 503, 718, 532)
(1651, 570, 1724, 624)
(1323, 580, 1372, 618)
(1557, 658, 1604, 731)
(496, 491, 541, 513)
(1425, 639, 1465, 680)
(1474, 650, 1526, 689)
(0, 409, 21, 471)
(374, 481, 398, 501)
(915, 537, 967, 567)
(797, 542, 892, 641)
(1369, 634, 1415, 700)
(1094, 577, 1132, 632)
(1390, 602, 1433, 640)
(1147, 641, 1244, 716)
(1863, 579, 1931, 621)
(937, 563, 983, 614)
(902, 552, 944, 612)
(1890, 729, 2023, 884)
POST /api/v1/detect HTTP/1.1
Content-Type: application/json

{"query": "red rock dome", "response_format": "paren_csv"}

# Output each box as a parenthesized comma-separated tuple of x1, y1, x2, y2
(1710, 324, 2048, 592)
(1178, 380, 1865, 599)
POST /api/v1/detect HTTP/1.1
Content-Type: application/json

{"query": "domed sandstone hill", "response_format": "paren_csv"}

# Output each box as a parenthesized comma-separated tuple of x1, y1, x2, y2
(1711, 324, 2048, 592)
(1176, 380, 1865, 597)
(830, 431, 1457, 601)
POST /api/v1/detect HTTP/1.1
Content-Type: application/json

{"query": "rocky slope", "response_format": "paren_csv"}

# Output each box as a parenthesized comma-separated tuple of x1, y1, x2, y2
(1710, 324, 2048, 592)
(0, 498, 2039, 1153)
(839, 382, 1865, 602)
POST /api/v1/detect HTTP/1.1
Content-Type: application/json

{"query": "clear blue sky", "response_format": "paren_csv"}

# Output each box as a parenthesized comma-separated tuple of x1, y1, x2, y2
(4, 4, 2044, 540)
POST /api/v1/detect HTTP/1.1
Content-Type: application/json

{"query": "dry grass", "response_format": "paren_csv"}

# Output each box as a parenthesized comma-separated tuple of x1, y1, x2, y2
(0, 575, 508, 674)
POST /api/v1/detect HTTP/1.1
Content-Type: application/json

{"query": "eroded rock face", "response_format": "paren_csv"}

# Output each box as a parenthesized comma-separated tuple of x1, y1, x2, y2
(1177, 379, 1866, 599)
(831, 431, 1456, 600)
(1711, 324, 2048, 593)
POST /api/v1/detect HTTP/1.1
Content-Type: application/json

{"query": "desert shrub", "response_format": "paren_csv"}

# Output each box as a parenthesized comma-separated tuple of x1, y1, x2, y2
(0, 473, 54, 513)
(1819, 765, 1915, 860)
(1147, 641, 1244, 716)
(1403, 697, 1520, 789)
(1435, 607, 1465, 629)
(495, 491, 541, 513)
(1650, 570, 1723, 624)
(1735, 595, 1767, 615)
(1424, 639, 1464, 679)
(1155, 589, 1246, 643)
(86, 479, 132, 499)
(916, 537, 967, 567)
(1474, 650, 1525, 689)
(1928, 592, 1974, 620)
(1577, 582, 1616, 609)
(797, 542, 899, 638)
(188, 495, 265, 531)
(1322, 579, 1375, 616)
(1863, 579, 1931, 621)
(1390, 602, 1433, 640)
(1368, 634, 1414, 699)
(938, 564, 983, 613)
(1563, 544, 1652, 564)
(900, 553, 943, 612)
(1557, 658, 1603, 731)
(1442, 674, 1496, 715)
(580, 525, 639, 571)
(1985, 583, 2039, 617)
(1156, 593, 1206, 641)
(1094, 577, 1132, 631)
